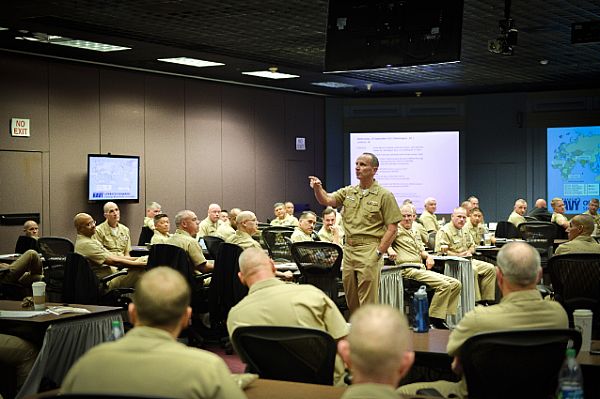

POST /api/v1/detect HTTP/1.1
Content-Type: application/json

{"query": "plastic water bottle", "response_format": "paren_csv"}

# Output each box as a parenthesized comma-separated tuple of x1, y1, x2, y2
(110, 320, 124, 341)
(557, 348, 584, 399)
(413, 285, 429, 333)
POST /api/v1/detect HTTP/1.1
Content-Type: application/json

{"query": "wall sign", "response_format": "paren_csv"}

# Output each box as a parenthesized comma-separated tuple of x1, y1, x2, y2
(11, 118, 30, 137)
(295, 137, 306, 151)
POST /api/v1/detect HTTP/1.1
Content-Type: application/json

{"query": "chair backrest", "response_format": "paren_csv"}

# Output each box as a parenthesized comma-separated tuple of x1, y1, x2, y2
(38, 236, 75, 258)
(203, 235, 224, 260)
(460, 328, 581, 399)
(517, 221, 555, 259)
(14, 235, 39, 254)
(62, 252, 101, 304)
(494, 221, 520, 239)
(427, 231, 436, 251)
(289, 241, 342, 301)
(147, 244, 196, 289)
(137, 226, 154, 245)
(208, 243, 247, 325)
(261, 226, 294, 261)
(231, 325, 337, 385)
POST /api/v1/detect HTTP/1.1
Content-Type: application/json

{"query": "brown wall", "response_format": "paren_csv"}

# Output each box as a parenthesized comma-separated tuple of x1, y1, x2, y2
(0, 53, 325, 251)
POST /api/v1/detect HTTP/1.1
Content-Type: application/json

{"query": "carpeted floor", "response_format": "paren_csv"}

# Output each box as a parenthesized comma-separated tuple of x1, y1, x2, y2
(203, 343, 246, 373)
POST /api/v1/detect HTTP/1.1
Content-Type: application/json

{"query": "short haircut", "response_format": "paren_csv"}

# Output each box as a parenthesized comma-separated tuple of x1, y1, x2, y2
(514, 198, 527, 206)
(238, 247, 271, 276)
(153, 213, 168, 223)
(452, 206, 466, 215)
(322, 207, 336, 218)
(133, 267, 190, 327)
(399, 204, 414, 214)
(550, 197, 563, 208)
(298, 211, 317, 221)
(347, 304, 410, 379)
(273, 202, 284, 209)
(362, 152, 379, 167)
(174, 210, 193, 227)
(471, 207, 484, 216)
(590, 198, 599, 205)
(103, 201, 118, 213)
(424, 197, 436, 206)
(236, 210, 255, 225)
(496, 241, 541, 287)
(147, 201, 161, 210)
(572, 214, 594, 235)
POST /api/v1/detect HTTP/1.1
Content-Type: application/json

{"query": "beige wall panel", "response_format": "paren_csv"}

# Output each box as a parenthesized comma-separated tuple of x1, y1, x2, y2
(184, 80, 223, 213)
(0, 55, 49, 152)
(98, 69, 146, 241)
(48, 62, 100, 241)
(221, 86, 256, 214)
(144, 75, 186, 217)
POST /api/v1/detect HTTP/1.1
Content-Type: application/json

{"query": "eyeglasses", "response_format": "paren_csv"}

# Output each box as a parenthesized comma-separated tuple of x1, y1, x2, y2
(86, 220, 96, 227)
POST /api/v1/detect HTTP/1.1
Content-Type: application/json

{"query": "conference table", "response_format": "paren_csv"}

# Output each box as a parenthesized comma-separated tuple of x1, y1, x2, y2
(0, 300, 122, 398)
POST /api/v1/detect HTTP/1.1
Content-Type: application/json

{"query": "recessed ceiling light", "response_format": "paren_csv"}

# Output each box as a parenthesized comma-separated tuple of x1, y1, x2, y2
(51, 39, 130, 52)
(242, 70, 299, 80)
(311, 81, 353, 88)
(0, 27, 9, 31)
(157, 57, 225, 68)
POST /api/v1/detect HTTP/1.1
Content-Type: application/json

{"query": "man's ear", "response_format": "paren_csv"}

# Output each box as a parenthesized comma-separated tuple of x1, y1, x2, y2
(397, 351, 415, 381)
(237, 271, 246, 285)
(128, 302, 137, 326)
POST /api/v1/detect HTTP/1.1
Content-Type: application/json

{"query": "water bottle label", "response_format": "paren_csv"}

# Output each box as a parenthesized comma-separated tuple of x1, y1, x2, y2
(558, 387, 584, 399)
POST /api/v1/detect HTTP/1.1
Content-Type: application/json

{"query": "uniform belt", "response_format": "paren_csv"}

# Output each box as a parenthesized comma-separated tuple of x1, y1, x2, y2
(345, 236, 380, 246)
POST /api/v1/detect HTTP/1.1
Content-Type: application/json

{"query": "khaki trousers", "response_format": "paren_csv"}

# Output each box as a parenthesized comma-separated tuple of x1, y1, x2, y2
(342, 242, 383, 313)
(472, 259, 496, 302)
(402, 267, 462, 319)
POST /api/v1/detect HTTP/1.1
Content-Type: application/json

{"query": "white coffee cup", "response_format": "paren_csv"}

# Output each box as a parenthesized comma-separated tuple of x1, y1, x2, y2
(32, 281, 46, 310)
(573, 309, 593, 352)
(483, 233, 492, 246)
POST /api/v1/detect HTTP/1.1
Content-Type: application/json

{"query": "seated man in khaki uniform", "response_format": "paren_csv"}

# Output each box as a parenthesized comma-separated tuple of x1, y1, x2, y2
(167, 210, 212, 273)
(270, 202, 299, 227)
(150, 213, 171, 244)
(23, 220, 40, 239)
(583, 198, 600, 234)
(435, 207, 496, 303)
(198, 203, 222, 238)
(551, 197, 569, 231)
(74, 213, 145, 289)
(507, 198, 527, 228)
(225, 211, 262, 250)
(465, 207, 486, 245)
(290, 211, 318, 242)
(143, 201, 162, 230)
(61, 267, 245, 399)
(398, 242, 568, 398)
(555, 214, 600, 255)
(318, 207, 344, 245)
(338, 305, 414, 399)
(0, 250, 43, 288)
(93, 202, 132, 256)
(227, 248, 349, 386)
(419, 197, 440, 232)
(215, 208, 240, 240)
(388, 204, 461, 329)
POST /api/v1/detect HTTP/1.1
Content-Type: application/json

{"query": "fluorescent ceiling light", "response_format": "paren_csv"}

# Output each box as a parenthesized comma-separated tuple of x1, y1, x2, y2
(311, 81, 353, 88)
(157, 57, 224, 68)
(50, 39, 130, 52)
(242, 70, 299, 79)
(0, 27, 9, 31)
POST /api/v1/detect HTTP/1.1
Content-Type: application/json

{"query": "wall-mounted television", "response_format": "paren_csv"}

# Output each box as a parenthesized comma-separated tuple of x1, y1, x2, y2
(87, 154, 140, 202)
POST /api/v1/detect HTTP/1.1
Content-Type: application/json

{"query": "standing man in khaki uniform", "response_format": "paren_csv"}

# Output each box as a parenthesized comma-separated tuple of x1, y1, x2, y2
(290, 211, 318, 242)
(583, 198, 600, 234)
(309, 152, 401, 312)
(555, 214, 600, 255)
(507, 198, 527, 228)
(435, 207, 496, 303)
(419, 197, 440, 232)
(94, 202, 132, 256)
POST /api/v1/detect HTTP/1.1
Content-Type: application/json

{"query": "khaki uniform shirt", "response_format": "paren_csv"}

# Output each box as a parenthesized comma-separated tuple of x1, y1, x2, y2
(227, 278, 349, 386)
(74, 234, 114, 278)
(464, 220, 486, 246)
(508, 211, 526, 228)
(318, 225, 344, 244)
(583, 210, 600, 233)
(419, 210, 439, 232)
(270, 214, 299, 227)
(167, 229, 207, 267)
(332, 181, 401, 239)
(216, 223, 235, 240)
(198, 217, 220, 238)
(225, 231, 261, 250)
(391, 224, 425, 265)
(291, 227, 313, 243)
(143, 216, 154, 230)
(93, 221, 132, 256)
(552, 212, 568, 226)
(412, 221, 429, 245)
(150, 231, 171, 245)
(555, 235, 600, 255)
(61, 326, 245, 399)
(435, 223, 474, 253)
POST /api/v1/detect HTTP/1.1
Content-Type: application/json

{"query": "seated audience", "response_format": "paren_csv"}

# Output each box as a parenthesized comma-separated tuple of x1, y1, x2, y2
(397, 241, 568, 398)
(419, 197, 440, 232)
(460, 200, 473, 216)
(227, 248, 349, 385)
(528, 198, 552, 222)
(61, 267, 245, 399)
(285, 201, 295, 218)
(74, 213, 145, 288)
(198, 203, 222, 238)
(167, 210, 212, 273)
(270, 202, 298, 227)
(465, 207, 486, 245)
(583, 198, 600, 234)
(0, 334, 39, 396)
(467, 196, 479, 209)
(216, 208, 241, 240)
(508, 198, 527, 227)
(388, 204, 461, 329)
(219, 210, 230, 224)
(290, 211, 318, 242)
(225, 211, 261, 250)
(318, 207, 344, 245)
(150, 213, 171, 244)
(551, 197, 569, 230)
(93, 201, 132, 256)
(143, 201, 162, 230)
(23, 220, 39, 239)
(555, 214, 600, 255)
(338, 305, 414, 399)
(408, 204, 429, 245)
(436, 207, 496, 303)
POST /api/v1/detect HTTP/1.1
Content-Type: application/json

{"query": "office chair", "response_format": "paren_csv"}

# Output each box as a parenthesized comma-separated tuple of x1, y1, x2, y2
(493, 221, 520, 239)
(14, 235, 39, 254)
(202, 235, 224, 260)
(261, 226, 294, 261)
(460, 328, 581, 399)
(37, 236, 74, 258)
(37, 237, 75, 302)
(62, 252, 132, 308)
(231, 325, 337, 385)
(548, 253, 600, 338)
(426, 231, 437, 251)
(289, 241, 346, 310)
(137, 226, 154, 245)
(518, 221, 555, 278)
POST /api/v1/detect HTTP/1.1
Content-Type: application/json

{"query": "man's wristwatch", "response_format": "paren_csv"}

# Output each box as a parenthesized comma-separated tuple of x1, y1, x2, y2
(376, 249, 383, 258)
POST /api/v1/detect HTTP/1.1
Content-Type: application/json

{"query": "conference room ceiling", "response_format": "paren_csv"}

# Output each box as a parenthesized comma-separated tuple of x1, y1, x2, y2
(1, 0, 599, 97)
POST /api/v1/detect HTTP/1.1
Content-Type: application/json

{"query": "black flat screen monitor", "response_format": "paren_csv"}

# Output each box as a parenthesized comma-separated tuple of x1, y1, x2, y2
(87, 154, 140, 202)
